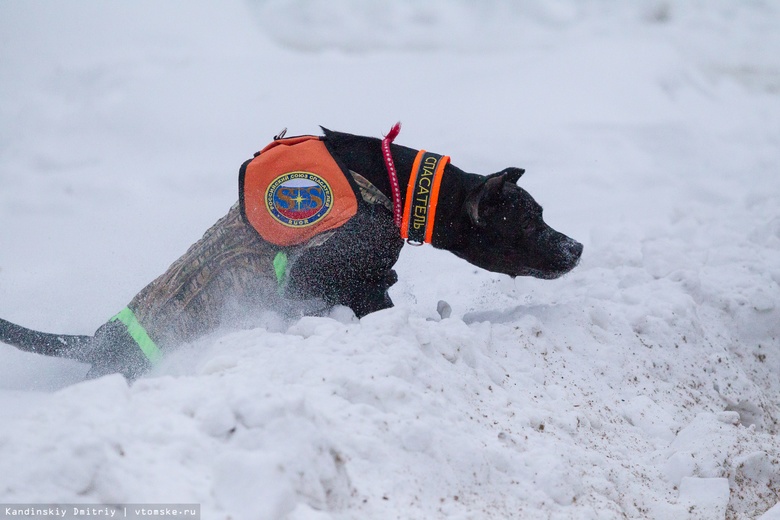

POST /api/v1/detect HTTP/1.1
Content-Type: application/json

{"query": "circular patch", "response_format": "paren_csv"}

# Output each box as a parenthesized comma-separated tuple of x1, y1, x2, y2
(265, 171, 333, 227)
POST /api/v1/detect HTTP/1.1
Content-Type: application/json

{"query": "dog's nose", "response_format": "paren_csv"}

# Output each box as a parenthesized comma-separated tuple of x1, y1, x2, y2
(563, 239, 583, 266)
(570, 240, 583, 260)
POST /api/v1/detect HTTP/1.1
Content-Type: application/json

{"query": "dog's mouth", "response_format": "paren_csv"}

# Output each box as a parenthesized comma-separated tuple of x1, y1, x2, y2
(453, 234, 583, 280)
(511, 267, 571, 280)
(506, 239, 583, 280)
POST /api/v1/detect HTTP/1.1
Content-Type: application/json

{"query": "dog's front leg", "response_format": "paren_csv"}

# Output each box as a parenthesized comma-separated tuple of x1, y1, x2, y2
(284, 210, 403, 318)
(339, 268, 398, 318)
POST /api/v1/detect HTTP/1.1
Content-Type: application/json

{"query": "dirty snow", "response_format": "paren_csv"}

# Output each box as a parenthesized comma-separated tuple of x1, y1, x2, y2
(0, 1, 779, 518)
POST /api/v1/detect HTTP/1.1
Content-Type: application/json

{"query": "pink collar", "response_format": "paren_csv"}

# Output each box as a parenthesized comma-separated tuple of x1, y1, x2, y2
(381, 122, 403, 228)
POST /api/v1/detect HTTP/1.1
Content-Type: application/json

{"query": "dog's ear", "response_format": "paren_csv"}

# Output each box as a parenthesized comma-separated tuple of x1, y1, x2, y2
(500, 167, 525, 184)
(465, 168, 525, 226)
(465, 172, 509, 227)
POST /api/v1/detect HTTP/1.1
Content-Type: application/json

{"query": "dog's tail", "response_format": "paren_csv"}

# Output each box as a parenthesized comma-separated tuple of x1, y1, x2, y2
(0, 317, 93, 360)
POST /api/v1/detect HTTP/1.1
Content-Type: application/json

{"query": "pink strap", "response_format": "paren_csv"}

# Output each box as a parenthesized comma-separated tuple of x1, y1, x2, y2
(381, 122, 403, 228)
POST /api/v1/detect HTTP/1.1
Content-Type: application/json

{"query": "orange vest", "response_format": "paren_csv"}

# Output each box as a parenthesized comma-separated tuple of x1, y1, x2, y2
(239, 136, 359, 247)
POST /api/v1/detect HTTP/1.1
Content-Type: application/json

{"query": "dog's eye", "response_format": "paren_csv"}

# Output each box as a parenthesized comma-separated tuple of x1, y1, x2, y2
(520, 211, 540, 234)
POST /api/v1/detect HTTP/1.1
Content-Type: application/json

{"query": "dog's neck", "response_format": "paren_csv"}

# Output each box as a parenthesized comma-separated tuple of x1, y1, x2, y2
(322, 129, 480, 251)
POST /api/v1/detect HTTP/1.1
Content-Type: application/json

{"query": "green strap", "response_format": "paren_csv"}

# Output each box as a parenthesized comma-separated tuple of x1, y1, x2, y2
(110, 307, 163, 365)
(273, 250, 288, 295)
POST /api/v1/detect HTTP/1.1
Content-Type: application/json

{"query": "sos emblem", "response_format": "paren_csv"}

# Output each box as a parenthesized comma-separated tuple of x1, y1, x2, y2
(265, 171, 333, 227)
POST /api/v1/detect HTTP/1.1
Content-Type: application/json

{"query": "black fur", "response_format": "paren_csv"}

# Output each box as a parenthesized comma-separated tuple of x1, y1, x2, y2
(0, 318, 92, 357)
(320, 128, 583, 280)
(0, 128, 582, 380)
(0, 318, 150, 379)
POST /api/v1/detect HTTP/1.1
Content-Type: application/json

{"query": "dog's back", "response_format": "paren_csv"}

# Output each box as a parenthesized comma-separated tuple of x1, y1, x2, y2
(127, 202, 282, 347)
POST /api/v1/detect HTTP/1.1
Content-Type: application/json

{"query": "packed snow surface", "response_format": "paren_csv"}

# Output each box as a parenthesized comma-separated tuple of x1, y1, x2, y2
(1, 1, 779, 518)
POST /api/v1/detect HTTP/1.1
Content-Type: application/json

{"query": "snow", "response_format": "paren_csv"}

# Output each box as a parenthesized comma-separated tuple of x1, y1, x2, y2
(1, 0, 779, 518)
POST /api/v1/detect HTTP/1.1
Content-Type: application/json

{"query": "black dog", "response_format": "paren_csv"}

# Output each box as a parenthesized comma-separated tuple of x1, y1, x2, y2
(0, 127, 582, 380)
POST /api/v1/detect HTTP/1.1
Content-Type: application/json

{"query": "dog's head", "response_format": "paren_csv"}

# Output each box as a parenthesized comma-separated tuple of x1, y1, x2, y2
(319, 127, 582, 280)
(449, 167, 583, 279)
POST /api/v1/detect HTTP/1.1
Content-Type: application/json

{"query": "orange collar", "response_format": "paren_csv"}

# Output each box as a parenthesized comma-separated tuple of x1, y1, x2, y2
(400, 150, 450, 245)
